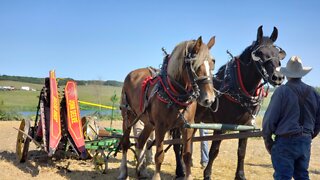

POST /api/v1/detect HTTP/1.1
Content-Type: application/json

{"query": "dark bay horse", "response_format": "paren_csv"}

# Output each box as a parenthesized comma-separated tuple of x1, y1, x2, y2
(174, 26, 286, 180)
(118, 36, 216, 180)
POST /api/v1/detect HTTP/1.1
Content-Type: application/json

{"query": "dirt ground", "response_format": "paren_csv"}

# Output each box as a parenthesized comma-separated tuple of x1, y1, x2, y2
(0, 120, 319, 180)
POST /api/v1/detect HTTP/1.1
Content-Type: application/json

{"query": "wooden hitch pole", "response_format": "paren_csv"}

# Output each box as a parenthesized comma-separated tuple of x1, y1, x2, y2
(164, 131, 263, 145)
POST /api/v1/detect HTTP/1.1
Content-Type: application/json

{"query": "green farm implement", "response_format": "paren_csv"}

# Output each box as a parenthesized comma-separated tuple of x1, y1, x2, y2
(82, 116, 137, 174)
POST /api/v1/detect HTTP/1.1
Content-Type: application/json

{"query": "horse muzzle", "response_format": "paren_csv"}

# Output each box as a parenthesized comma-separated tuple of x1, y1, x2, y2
(198, 92, 216, 107)
(269, 72, 284, 86)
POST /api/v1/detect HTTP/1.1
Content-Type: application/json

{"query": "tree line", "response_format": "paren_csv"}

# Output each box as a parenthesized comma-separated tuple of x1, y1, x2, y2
(1, 75, 319, 92)
(0, 75, 123, 87)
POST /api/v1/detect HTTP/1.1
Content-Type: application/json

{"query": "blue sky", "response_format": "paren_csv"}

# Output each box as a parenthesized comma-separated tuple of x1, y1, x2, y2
(0, 1, 319, 86)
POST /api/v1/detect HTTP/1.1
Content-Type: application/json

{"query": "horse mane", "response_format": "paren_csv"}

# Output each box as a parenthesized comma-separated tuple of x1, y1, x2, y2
(167, 40, 211, 80)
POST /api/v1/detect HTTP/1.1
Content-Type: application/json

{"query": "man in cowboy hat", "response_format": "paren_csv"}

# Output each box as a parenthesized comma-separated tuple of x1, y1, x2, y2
(262, 56, 320, 179)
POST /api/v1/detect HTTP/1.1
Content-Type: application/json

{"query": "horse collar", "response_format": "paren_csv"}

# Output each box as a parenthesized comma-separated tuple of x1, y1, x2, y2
(156, 55, 197, 107)
(217, 57, 268, 115)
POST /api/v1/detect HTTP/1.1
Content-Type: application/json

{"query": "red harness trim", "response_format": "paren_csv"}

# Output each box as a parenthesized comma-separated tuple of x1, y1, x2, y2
(140, 76, 157, 111)
(162, 56, 192, 106)
(264, 89, 268, 97)
(235, 58, 251, 97)
(140, 55, 194, 110)
(255, 83, 268, 97)
(157, 76, 192, 107)
(167, 76, 179, 95)
(224, 94, 240, 104)
(140, 75, 192, 111)
(157, 94, 170, 104)
(235, 57, 269, 98)
(225, 58, 269, 104)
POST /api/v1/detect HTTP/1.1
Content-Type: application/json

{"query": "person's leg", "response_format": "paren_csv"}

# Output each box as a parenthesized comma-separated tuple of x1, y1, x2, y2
(133, 121, 147, 165)
(200, 128, 209, 167)
(271, 137, 295, 180)
(133, 120, 153, 177)
(293, 136, 311, 180)
(133, 120, 143, 140)
(146, 130, 155, 165)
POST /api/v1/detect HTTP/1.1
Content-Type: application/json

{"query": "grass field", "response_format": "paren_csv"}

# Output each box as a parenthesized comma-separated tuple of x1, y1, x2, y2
(0, 80, 122, 111)
(0, 79, 273, 121)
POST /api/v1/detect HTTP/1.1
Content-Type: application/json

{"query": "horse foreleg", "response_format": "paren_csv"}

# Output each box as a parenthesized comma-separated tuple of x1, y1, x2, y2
(204, 131, 223, 180)
(118, 128, 132, 180)
(152, 129, 166, 180)
(182, 128, 195, 180)
(235, 138, 248, 180)
(136, 123, 154, 179)
(172, 129, 185, 179)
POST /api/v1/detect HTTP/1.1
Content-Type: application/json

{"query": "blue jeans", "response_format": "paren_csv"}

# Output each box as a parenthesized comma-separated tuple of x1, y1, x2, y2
(271, 135, 312, 180)
(199, 129, 209, 164)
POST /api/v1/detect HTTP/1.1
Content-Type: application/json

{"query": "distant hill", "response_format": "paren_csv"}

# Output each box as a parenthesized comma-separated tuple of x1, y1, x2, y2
(0, 75, 123, 87)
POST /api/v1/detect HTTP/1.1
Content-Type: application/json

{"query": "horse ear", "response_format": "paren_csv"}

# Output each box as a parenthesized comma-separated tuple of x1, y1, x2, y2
(192, 36, 203, 54)
(270, 27, 278, 42)
(257, 25, 263, 44)
(207, 36, 216, 50)
(279, 48, 286, 60)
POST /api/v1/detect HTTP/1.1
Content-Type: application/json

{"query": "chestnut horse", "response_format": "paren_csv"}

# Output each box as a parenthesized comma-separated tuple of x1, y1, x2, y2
(118, 36, 216, 180)
(173, 26, 286, 180)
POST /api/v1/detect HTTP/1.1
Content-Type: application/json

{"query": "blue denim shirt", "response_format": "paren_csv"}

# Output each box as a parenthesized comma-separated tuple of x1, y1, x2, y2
(262, 79, 320, 140)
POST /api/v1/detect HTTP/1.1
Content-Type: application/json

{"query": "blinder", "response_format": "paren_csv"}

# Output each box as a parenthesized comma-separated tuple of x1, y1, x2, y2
(185, 53, 213, 83)
(184, 52, 213, 99)
(250, 44, 286, 83)
(251, 45, 286, 62)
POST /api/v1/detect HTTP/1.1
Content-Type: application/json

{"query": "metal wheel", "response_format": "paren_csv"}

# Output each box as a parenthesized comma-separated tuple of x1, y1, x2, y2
(16, 119, 31, 163)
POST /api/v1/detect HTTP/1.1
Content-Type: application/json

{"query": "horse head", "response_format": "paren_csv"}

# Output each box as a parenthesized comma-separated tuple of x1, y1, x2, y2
(250, 26, 286, 86)
(167, 36, 216, 107)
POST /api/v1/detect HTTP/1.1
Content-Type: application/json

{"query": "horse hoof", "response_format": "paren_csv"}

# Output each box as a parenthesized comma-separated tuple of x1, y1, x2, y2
(152, 173, 161, 180)
(175, 174, 185, 180)
(235, 177, 246, 180)
(117, 175, 128, 180)
(184, 175, 193, 180)
(138, 169, 151, 179)
(235, 171, 246, 180)
(203, 176, 211, 180)
(117, 172, 128, 180)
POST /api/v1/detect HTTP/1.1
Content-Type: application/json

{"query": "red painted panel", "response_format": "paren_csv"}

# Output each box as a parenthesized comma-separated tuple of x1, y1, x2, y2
(65, 81, 86, 155)
(49, 70, 61, 156)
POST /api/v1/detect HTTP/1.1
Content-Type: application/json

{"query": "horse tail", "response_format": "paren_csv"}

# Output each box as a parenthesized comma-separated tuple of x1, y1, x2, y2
(120, 88, 128, 111)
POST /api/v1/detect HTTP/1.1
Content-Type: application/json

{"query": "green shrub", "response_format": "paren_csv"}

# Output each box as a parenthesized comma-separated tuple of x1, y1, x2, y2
(0, 109, 23, 121)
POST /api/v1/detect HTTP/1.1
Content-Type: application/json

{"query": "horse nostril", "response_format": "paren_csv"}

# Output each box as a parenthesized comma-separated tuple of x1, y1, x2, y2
(204, 99, 213, 107)
(205, 99, 210, 105)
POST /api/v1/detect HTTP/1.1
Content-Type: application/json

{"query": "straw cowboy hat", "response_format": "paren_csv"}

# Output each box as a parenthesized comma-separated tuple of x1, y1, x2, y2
(276, 56, 312, 78)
